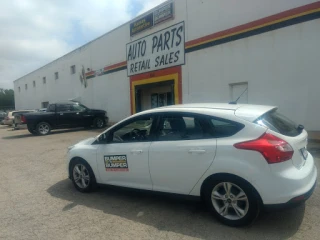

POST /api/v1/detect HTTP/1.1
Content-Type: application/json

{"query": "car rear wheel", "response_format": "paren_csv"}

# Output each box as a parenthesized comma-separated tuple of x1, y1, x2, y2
(71, 159, 96, 193)
(203, 175, 260, 227)
(36, 122, 51, 135)
(94, 117, 105, 129)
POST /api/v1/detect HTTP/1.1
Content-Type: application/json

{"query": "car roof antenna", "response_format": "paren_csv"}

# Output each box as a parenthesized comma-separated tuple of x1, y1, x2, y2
(229, 87, 248, 104)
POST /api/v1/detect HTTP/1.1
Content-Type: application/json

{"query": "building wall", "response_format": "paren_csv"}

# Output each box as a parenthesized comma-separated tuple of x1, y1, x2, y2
(182, 19, 320, 130)
(14, 0, 320, 129)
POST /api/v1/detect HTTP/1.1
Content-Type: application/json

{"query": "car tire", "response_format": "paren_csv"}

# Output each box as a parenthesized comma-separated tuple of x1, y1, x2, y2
(203, 175, 260, 227)
(70, 158, 97, 193)
(93, 117, 106, 129)
(36, 122, 51, 135)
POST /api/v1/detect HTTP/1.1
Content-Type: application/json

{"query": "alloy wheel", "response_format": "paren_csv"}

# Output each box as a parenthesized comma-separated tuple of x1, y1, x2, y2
(96, 118, 104, 128)
(211, 182, 249, 220)
(73, 164, 90, 189)
(38, 123, 50, 135)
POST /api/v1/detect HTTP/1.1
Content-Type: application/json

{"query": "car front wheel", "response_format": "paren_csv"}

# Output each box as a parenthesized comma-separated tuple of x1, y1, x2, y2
(71, 159, 96, 193)
(93, 117, 105, 129)
(203, 175, 260, 227)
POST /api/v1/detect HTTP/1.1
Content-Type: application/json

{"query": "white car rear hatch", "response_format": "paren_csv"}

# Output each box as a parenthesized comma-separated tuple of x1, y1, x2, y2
(253, 109, 308, 169)
(234, 105, 276, 122)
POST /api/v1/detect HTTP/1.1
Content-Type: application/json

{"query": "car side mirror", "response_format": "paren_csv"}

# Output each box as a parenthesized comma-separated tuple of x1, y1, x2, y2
(96, 132, 109, 144)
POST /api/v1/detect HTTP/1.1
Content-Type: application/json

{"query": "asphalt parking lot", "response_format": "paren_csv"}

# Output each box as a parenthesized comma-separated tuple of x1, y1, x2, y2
(0, 125, 320, 240)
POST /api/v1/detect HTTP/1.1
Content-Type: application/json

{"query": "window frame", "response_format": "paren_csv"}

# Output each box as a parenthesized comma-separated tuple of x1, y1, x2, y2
(47, 104, 56, 112)
(208, 116, 245, 138)
(56, 104, 73, 113)
(54, 72, 59, 80)
(71, 104, 87, 112)
(154, 112, 214, 142)
(154, 112, 244, 141)
(98, 114, 160, 144)
(43, 77, 46, 84)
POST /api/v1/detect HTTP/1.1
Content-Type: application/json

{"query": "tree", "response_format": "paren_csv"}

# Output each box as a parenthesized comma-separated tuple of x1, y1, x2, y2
(0, 88, 15, 110)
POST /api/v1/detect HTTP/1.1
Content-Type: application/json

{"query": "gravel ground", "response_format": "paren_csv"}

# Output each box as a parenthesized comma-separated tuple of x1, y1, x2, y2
(0, 125, 320, 240)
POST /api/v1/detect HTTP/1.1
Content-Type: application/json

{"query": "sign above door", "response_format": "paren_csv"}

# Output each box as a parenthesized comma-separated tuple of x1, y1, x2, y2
(130, 2, 174, 37)
(126, 21, 185, 76)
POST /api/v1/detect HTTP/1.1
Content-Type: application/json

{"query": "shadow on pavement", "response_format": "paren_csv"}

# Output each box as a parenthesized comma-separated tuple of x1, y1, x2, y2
(47, 179, 305, 240)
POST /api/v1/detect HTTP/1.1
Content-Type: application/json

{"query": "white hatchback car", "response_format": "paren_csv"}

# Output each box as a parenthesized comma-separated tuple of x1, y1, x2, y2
(67, 104, 317, 227)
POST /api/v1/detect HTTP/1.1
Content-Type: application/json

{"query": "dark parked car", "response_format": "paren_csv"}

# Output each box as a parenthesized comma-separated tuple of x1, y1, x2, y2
(21, 102, 108, 135)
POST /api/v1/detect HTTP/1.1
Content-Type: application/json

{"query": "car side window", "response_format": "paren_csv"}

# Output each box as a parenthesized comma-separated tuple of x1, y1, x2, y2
(109, 116, 155, 143)
(158, 114, 211, 141)
(210, 118, 244, 138)
(57, 104, 72, 112)
(72, 104, 86, 112)
(48, 105, 56, 112)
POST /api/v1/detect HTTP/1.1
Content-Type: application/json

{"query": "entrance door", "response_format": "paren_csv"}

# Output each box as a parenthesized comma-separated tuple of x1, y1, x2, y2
(135, 80, 175, 112)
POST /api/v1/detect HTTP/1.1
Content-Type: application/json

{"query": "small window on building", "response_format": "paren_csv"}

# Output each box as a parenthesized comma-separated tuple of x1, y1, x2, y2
(43, 77, 46, 84)
(18, 87, 21, 92)
(70, 65, 76, 74)
(55, 72, 59, 80)
(41, 102, 49, 108)
(229, 82, 248, 104)
(25, 84, 28, 90)
(33, 81, 36, 87)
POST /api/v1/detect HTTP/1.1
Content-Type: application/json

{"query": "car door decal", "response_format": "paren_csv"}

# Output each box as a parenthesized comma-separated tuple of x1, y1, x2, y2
(104, 155, 129, 172)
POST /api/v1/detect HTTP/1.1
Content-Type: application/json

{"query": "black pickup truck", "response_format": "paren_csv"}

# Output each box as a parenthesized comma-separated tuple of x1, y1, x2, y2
(21, 102, 108, 135)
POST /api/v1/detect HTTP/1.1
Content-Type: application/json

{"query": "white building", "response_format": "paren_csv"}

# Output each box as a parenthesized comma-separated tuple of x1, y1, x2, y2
(14, 0, 320, 130)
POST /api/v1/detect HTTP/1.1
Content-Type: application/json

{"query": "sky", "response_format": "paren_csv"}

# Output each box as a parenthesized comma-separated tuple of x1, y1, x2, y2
(0, 0, 166, 90)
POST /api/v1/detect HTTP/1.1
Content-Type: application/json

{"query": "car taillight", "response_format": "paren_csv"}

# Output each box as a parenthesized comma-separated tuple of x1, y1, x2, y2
(234, 133, 294, 164)
(21, 115, 26, 123)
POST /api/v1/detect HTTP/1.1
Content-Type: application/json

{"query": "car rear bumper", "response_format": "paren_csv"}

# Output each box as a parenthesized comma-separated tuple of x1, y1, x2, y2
(264, 179, 316, 211)
(253, 152, 317, 205)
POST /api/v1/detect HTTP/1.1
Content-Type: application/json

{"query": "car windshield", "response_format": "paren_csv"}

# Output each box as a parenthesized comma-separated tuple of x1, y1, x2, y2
(73, 104, 87, 112)
(255, 110, 300, 137)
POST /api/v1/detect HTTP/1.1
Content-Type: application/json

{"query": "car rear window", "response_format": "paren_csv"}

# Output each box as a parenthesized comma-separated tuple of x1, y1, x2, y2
(210, 118, 244, 138)
(255, 110, 300, 137)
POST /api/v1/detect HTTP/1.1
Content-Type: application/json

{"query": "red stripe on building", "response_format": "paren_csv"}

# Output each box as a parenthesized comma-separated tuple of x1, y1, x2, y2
(185, 1, 320, 48)
(104, 61, 127, 71)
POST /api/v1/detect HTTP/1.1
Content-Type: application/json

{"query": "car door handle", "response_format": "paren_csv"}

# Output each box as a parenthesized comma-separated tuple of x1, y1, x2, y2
(188, 149, 206, 154)
(131, 150, 143, 154)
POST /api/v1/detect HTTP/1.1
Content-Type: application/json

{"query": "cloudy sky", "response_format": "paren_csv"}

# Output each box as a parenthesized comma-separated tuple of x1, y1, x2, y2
(0, 0, 166, 89)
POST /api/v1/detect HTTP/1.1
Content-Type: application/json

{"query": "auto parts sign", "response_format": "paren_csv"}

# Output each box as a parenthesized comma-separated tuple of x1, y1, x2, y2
(126, 22, 185, 76)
